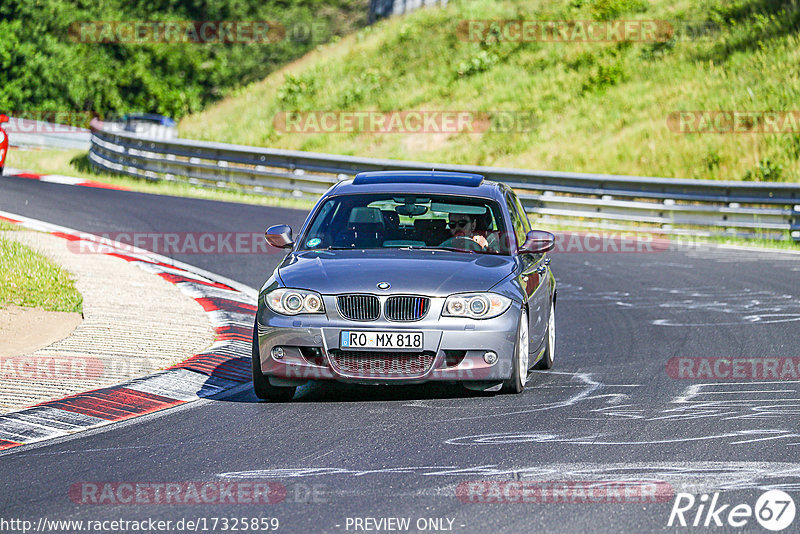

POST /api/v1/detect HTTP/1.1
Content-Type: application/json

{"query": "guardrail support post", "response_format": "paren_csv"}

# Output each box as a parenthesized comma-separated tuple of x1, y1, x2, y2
(792, 205, 800, 242)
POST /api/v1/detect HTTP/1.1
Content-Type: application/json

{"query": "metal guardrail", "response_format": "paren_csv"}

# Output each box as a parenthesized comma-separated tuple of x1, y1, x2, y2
(89, 128, 800, 241)
(6, 117, 91, 151)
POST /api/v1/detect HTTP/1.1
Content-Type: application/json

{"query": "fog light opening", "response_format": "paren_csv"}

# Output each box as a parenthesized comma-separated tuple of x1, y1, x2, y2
(444, 350, 467, 368)
(271, 347, 285, 360)
(299, 346, 326, 366)
(483, 351, 498, 365)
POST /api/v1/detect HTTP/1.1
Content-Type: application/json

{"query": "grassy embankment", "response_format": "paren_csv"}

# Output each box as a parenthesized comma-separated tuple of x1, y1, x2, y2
(179, 0, 800, 182)
(0, 221, 83, 312)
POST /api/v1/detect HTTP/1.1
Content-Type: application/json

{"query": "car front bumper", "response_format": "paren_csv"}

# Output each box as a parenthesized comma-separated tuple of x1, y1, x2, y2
(255, 296, 521, 385)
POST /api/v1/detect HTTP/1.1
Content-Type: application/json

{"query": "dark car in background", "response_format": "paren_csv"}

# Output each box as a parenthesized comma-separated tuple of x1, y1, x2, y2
(253, 171, 556, 401)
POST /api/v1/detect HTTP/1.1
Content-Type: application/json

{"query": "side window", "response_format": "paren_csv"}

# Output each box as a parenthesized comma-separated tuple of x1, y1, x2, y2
(304, 200, 339, 248)
(505, 192, 528, 247)
(513, 193, 531, 232)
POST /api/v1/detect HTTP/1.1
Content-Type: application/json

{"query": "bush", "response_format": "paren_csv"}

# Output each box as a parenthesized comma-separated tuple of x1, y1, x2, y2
(457, 50, 499, 77)
(581, 60, 626, 92)
(590, 0, 648, 20)
(743, 158, 783, 181)
(0, 0, 368, 121)
(277, 72, 320, 107)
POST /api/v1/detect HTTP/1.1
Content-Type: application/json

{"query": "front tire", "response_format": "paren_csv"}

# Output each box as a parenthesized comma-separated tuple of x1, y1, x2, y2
(534, 299, 555, 370)
(502, 310, 529, 394)
(252, 318, 296, 402)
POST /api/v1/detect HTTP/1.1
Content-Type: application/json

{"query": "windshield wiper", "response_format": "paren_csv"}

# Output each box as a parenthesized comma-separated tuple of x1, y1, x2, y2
(420, 246, 475, 254)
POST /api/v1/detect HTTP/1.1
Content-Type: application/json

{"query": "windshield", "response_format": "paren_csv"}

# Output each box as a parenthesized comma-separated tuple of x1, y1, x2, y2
(299, 193, 511, 254)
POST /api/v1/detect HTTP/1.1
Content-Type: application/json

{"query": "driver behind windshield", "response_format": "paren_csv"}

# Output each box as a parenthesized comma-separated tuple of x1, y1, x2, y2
(445, 211, 488, 248)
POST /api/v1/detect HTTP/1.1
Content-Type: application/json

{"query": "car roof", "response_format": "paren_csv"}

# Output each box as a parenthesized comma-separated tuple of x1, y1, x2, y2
(329, 171, 505, 200)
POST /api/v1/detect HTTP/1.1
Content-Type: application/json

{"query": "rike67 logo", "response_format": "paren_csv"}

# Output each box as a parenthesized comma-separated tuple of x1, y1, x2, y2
(668, 490, 796, 531)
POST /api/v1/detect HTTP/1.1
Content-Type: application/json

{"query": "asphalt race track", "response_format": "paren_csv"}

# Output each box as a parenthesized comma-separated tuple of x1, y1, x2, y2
(2, 175, 800, 532)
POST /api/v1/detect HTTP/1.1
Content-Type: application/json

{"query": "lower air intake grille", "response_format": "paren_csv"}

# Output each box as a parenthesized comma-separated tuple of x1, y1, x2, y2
(337, 295, 380, 321)
(329, 350, 435, 377)
(385, 296, 430, 321)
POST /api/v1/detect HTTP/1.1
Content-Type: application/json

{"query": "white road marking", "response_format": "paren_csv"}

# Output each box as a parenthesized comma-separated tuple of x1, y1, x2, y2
(219, 461, 800, 493)
(38, 175, 86, 185)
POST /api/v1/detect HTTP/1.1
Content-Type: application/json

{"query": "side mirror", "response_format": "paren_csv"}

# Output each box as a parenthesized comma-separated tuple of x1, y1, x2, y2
(0, 114, 8, 124)
(265, 224, 294, 249)
(518, 230, 555, 254)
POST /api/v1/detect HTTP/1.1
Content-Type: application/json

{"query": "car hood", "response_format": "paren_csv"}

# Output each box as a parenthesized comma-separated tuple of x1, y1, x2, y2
(277, 249, 515, 296)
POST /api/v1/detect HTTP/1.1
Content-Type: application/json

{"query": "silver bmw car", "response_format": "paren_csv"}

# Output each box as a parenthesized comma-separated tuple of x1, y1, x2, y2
(253, 171, 556, 401)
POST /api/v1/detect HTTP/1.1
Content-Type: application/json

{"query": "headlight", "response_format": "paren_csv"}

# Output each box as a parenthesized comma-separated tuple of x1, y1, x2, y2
(442, 293, 511, 319)
(266, 288, 326, 315)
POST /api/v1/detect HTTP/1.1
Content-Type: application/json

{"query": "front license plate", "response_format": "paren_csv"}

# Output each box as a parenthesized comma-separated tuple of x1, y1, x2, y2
(340, 331, 423, 349)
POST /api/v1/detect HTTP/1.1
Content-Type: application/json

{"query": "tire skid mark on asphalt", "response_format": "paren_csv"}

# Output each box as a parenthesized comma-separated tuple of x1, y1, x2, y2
(0, 213, 257, 452)
(563, 285, 800, 326)
(445, 429, 800, 447)
(662, 381, 800, 421)
(444, 380, 800, 449)
(413, 371, 607, 424)
(217, 461, 800, 493)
